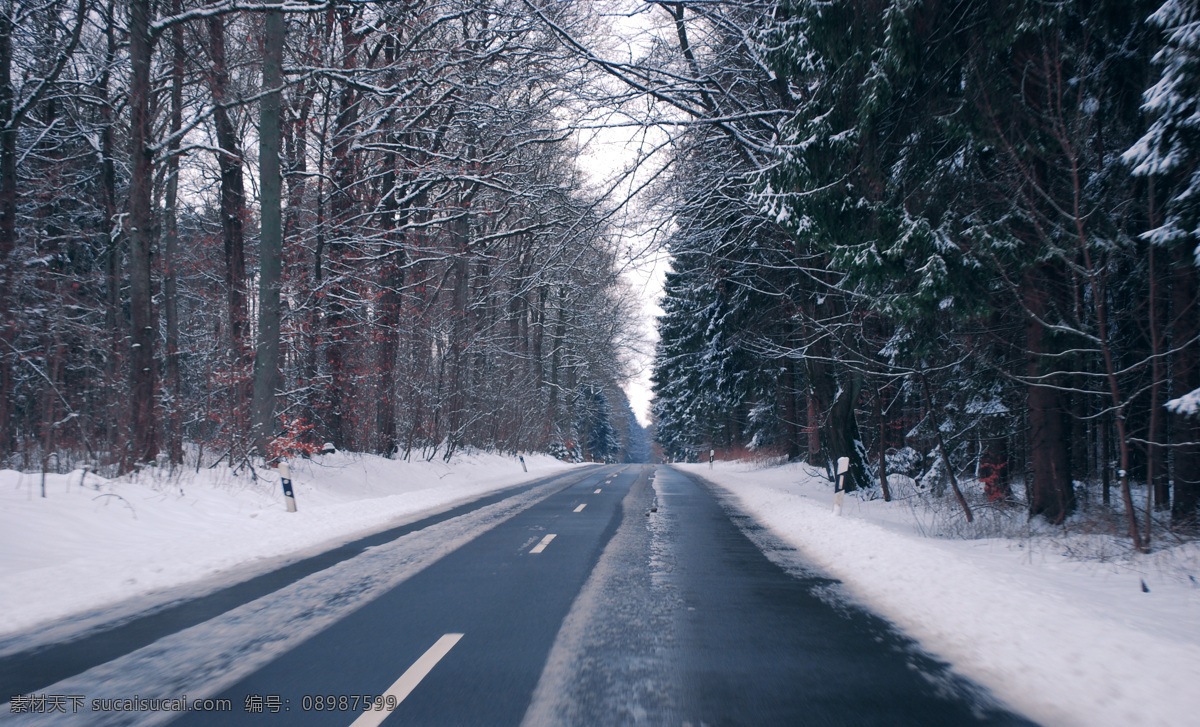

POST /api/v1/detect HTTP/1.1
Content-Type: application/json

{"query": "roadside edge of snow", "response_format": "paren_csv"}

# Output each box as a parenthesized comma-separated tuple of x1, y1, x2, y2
(678, 463, 1200, 727)
(0, 451, 585, 645)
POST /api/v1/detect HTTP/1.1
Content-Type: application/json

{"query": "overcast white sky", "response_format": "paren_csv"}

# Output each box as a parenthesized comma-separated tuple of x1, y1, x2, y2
(575, 129, 670, 427)
(572, 2, 676, 428)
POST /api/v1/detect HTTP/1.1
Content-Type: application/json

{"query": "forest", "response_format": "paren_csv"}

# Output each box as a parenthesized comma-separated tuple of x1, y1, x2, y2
(0, 0, 651, 475)
(645, 0, 1200, 549)
(4, 0, 1200, 551)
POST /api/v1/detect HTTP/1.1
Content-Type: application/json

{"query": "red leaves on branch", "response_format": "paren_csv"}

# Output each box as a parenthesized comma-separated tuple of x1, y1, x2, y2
(268, 416, 320, 460)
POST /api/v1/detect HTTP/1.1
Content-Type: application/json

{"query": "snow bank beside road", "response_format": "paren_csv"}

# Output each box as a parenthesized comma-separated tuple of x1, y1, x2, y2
(0, 451, 579, 640)
(678, 461, 1200, 727)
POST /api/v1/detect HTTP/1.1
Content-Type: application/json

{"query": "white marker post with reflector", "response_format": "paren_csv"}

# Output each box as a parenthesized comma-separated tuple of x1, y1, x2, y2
(833, 457, 849, 516)
(710, 449, 715, 469)
(279, 461, 297, 513)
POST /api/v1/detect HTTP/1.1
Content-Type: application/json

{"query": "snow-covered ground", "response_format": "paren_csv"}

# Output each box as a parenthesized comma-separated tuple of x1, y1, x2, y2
(0, 451, 580, 642)
(678, 460, 1200, 727)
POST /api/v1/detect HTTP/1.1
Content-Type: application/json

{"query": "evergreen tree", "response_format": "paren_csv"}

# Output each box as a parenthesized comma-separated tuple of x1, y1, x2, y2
(580, 384, 620, 463)
(1126, 0, 1200, 524)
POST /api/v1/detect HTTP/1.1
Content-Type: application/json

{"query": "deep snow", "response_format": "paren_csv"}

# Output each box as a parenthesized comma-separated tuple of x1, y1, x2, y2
(0, 450, 581, 644)
(678, 460, 1200, 727)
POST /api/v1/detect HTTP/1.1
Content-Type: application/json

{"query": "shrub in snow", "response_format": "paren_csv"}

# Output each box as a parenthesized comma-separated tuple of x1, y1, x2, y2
(886, 446, 923, 477)
(267, 417, 321, 460)
(919, 453, 948, 497)
(980, 460, 1010, 502)
(548, 440, 582, 463)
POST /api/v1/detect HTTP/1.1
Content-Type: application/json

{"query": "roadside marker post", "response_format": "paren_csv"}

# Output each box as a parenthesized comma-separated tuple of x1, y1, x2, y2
(520, 455, 527, 472)
(279, 461, 297, 513)
(833, 457, 848, 516)
(710, 449, 715, 469)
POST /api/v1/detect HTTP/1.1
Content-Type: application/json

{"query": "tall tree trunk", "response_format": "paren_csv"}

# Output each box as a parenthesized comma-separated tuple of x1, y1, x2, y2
(375, 162, 405, 456)
(99, 0, 122, 457)
(1023, 266, 1074, 524)
(781, 359, 800, 460)
(806, 310, 864, 490)
(1148, 242, 1168, 516)
(548, 287, 566, 439)
(304, 99, 327, 435)
(206, 15, 249, 428)
(251, 8, 285, 459)
(875, 386, 891, 501)
(806, 387, 820, 464)
(1101, 412, 1111, 507)
(162, 0, 184, 464)
(1171, 242, 1200, 525)
(126, 0, 158, 466)
(448, 230, 469, 448)
(372, 29, 404, 457)
(1145, 182, 1170, 513)
(323, 7, 364, 448)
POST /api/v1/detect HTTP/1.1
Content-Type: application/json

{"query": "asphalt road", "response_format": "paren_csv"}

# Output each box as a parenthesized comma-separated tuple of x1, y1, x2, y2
(3, 464, 1035, 726)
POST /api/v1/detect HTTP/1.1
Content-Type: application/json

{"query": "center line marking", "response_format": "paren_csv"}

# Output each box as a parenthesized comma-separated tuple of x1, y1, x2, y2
(574, 503, 587, 512)
(530, 534, 556, 553)
(594, 488, 602, 494)
(350, 632, 462, 727)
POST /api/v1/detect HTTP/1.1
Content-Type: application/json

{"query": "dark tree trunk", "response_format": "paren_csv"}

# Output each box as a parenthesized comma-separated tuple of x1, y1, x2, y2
(781, 359, 800, 460)
(375, 139, 405, 456)
(806, 327, 863, 491)
(1148, 242, 1169, 511)
(127, 0, 158, 466)
(206, 16, 249, 373)
(323, 7, 364, 449)
(826, 368, 864, 490)
(100, 0, 122, 455)
(162, 0, 184, 464)
(1101, 412, 1111, 507)
(448, 233, 469, 447)
(806, 387, 820, 464)
(875, 386, 891, 501)
(1023, 267, 1074, 523)
(304, 97, 327, 435)
(1171, 242, 1200, 525)
(548, 287, 566, 437)
(251, 8, 285, 459)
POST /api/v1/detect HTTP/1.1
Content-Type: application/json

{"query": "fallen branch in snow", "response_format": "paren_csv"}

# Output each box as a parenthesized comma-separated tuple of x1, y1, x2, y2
(232, 453, 260, 483)
(92, 493, 137, 519)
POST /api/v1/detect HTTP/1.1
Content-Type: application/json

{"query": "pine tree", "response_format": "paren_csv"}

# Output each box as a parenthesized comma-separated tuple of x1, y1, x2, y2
(1126, 0, 1200, 524)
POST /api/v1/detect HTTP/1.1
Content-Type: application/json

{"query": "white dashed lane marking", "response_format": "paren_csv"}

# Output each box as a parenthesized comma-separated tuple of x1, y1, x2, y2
(349, 633, 463, 727)
(530, 534, 556, 553)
